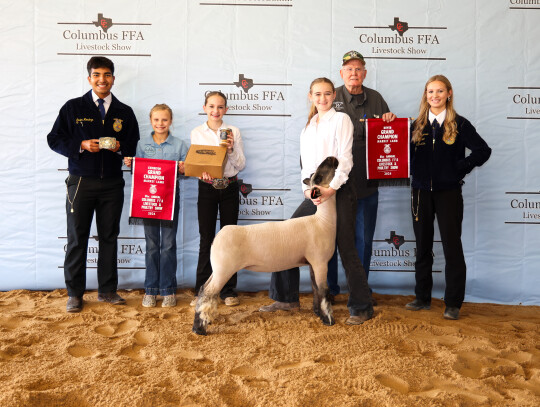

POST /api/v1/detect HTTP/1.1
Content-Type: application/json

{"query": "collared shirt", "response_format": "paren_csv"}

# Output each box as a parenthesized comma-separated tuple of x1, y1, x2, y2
(190, 122, 246, 178)
(136, 132, 188, 162)
(91, 92, 112, 115)
(300, 108, 354, 192)
(429, 109, 447, 125)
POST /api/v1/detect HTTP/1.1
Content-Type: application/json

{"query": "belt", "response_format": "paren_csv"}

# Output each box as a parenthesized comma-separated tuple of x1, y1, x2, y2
(202, 175, 238, 189)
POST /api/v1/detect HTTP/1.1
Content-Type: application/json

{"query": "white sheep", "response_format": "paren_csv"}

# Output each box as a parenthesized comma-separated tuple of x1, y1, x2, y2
(192, 157, 339, 335)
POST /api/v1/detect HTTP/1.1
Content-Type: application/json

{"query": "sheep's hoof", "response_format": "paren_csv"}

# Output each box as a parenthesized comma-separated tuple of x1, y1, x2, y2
(320, 314, 335, 326)
(192, 313, 208, 336)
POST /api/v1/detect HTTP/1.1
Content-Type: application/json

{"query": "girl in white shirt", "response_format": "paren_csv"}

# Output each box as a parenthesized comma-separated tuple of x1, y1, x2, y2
(262, 78, 374, 325)
(190, 91, 246, 306)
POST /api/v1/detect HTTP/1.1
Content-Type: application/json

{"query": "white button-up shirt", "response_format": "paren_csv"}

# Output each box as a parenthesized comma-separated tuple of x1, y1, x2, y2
(300, 108, 354, 192)
(190, 122, 246, 178)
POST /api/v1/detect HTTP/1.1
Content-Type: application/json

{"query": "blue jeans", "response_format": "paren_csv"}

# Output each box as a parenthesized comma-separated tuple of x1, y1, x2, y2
(143, 197, 179, 296)
(327, 190, 378, 295)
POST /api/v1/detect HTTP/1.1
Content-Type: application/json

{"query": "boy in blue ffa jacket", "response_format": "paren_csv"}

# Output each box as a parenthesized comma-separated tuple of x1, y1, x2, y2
(47, 56, 140, 313)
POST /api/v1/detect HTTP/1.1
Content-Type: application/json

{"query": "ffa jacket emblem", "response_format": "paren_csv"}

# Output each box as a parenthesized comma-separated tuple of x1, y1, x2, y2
(113, 118, 123, 132)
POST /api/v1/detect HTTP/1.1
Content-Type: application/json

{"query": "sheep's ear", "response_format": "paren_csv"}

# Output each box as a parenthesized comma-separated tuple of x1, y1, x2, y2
(302, 178, 311, 186)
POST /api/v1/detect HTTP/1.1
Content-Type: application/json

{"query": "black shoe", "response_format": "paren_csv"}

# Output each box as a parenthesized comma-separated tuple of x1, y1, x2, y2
(443, 307, 460, 320)
(66, 296, 83, 313)
(405, 299, 431, 311)
(97, 292, 126, 305)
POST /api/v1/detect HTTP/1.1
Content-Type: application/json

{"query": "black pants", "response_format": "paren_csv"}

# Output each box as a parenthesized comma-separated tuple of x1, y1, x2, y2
(412, 187, 466, 308)
(195, 180, 239, 299)
(269, 181, 372, 314)
(64, 175, 124, 298)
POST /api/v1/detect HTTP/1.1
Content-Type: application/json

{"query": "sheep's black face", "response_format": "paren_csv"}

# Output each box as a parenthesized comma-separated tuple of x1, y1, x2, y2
(308, 157, 339, 190)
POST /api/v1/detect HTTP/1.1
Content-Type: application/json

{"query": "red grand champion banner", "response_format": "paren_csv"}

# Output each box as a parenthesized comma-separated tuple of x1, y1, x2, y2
(366, 118, 410, 180)
(129, 157, 178, 221)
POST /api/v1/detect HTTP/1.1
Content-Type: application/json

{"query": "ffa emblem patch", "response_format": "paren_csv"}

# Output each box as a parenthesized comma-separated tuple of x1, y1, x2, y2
(149, 185, 157, 194)
(113, 118, 123, 132)
(384, 144, 392, 154)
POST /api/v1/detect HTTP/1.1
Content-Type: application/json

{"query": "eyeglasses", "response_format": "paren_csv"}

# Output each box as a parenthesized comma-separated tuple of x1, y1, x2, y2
(342, 67, 364, 73)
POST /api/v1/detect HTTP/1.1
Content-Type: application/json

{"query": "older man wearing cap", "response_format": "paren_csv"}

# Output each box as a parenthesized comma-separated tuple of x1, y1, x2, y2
(326, 51, 396, 304)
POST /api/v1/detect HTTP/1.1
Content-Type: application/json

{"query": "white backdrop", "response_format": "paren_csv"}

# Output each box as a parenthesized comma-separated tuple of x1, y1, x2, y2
(1, 0, 539, 305)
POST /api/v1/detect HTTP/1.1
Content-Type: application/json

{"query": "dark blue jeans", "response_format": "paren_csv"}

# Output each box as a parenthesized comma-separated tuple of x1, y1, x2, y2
(327, 190, 378, 295)
(143, 195, 179, 296)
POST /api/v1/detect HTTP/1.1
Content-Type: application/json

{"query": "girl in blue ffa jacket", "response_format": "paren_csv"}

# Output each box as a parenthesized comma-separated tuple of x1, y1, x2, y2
(124, 104, 188, 308)
(406, 75, 491, 320)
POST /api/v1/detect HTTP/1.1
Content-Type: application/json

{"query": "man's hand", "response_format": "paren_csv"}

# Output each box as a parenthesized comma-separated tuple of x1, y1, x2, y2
(124, 157, 132, 167)
(382, 112, 397, 123)
(178, 161, 185, 174)
(81, 139, 100, 152)
(112, 140, 120, 153)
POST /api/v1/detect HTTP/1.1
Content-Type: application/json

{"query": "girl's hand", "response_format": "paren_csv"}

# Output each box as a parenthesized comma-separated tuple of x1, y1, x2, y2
(124, 157, 133, 167)
(227, 135, 234, 153)
(200, 171, 212, 181)
(178, 161, 185, 174)
(311, 185, 336, 206)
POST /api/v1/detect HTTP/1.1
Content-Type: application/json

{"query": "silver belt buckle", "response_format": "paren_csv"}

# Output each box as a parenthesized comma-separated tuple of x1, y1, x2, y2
(212, 178, 229, 189)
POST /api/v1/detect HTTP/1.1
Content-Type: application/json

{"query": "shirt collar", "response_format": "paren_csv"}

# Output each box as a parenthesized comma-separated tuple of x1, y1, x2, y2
(343, 86, 366, 104)
(309, 108, 336, 125)
(203, 121, 226, 133)
(91, 91, 112, 105)
(429, 109, 447, 125)
(150, 132, 172, 145)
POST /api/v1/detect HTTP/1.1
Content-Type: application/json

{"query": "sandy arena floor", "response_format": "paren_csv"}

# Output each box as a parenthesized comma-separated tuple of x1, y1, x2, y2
(0, 289, 539, 406)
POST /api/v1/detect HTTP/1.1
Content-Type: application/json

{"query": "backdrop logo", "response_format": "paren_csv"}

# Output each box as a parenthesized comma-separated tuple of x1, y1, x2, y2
(389, 17, 409, 36)
(239, 179, 253, 197)
(57, 13, 152, 57)
(505, 192, 540, 225)
(199, 0, 292, 7)
(200, 74, 292, 117)
(507, 86, 540, 120)
(354, 17, 447, 60)
(509, 1, 540, 10)
(385, 230, 405, 249)
(234, 74, 254, 93)
(93, 13, 113, 32)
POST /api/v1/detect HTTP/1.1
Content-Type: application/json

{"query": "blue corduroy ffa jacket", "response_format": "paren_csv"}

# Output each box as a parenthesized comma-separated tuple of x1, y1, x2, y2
(410, 114, 491, 191)
(47, 90, 140, 178)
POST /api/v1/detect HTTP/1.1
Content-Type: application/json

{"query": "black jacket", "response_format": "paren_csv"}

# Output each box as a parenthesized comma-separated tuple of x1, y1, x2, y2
(410, 114, 491, 191)
(47, 91, 140, 178)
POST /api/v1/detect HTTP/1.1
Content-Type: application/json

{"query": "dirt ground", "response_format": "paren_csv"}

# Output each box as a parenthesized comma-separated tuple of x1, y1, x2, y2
(0, 289, 539, 407)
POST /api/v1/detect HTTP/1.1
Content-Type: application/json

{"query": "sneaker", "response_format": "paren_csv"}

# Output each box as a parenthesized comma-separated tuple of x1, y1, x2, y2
(224, 296, 240, 306)
(405, 299, 431, 311)
(142, 294, 157, 308)
(443, 307, 460, 320)
(190, 297, 198, 307)
(162, 295, 177, 308)
(259, 301, 300, 312)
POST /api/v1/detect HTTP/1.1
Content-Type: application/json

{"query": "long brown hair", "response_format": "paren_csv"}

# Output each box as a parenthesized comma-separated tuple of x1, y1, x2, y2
(412, 75, 457, 144)
(306, 78, 335, 127)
